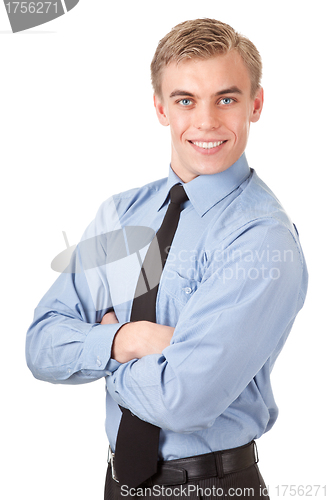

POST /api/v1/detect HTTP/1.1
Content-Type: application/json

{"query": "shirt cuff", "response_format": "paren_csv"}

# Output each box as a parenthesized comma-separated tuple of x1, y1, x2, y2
(106, 370, 127, 407)
(83, 322, 124, 373)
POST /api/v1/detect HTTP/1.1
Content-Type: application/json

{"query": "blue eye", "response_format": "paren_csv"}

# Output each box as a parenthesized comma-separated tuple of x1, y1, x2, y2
(221, 97, 233, 105)
(179, 99, 192, 106)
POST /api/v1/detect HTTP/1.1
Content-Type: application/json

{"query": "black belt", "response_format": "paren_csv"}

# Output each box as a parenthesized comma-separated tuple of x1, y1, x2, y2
(111, 441, 258, 487)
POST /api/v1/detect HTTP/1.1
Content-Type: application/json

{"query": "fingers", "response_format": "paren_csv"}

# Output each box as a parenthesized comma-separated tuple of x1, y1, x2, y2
(101, 311, 119, 325)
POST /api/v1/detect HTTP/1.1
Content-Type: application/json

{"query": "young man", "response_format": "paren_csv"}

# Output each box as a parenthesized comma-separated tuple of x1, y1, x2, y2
(26, 19, 308, 499)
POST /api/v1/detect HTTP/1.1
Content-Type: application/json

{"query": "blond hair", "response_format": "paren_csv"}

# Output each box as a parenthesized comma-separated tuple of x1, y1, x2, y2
(151, 18, 262, 99)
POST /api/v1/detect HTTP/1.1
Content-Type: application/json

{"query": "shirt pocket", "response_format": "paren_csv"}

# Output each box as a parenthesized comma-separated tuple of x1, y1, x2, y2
(159, 271, 200, 307)
(157, 272, 200, 326)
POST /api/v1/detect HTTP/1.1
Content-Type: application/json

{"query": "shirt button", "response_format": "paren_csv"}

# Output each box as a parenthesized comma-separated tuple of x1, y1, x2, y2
(184, 287, 192, 294)
(96, 357, 102, 367)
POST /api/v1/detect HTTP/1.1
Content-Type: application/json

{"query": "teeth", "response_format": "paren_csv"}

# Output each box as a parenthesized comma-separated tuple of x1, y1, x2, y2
(192, 141, 224, 149)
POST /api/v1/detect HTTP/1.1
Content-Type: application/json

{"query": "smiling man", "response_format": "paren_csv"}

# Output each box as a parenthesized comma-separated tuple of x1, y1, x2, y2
(26, 19, 308, 500)
(154, 51, 263, 181)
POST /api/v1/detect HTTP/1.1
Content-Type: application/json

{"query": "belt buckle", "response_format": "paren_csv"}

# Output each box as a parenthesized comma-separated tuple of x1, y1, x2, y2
(107, 445, 119, 483)
(253, 441, 259, 464)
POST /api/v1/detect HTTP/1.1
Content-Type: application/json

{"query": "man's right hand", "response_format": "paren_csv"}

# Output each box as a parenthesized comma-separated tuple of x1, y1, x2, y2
(111, 321, 174, 364)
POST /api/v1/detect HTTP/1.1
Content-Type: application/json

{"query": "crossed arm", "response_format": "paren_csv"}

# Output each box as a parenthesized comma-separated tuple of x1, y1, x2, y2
(101, 311, 174, 363)
(26, 217, 306, 434)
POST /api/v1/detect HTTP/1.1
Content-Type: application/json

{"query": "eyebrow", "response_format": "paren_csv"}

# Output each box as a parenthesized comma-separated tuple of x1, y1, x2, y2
(169, 86, 243, 98)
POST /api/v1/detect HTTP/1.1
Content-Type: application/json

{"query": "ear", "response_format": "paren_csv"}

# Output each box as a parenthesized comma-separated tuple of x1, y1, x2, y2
(250, 87, 264, 123)
(154, 94, 170, 126)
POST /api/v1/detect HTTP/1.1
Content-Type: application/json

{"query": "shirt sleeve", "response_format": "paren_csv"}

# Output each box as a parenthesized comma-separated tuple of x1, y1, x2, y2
(26, 266, 123, 384)
(26, 198, 124, 384)
(106, 219, 307, 432)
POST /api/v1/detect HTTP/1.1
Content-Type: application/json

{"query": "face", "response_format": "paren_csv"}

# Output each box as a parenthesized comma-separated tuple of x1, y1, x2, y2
(154, 51, 263, 183)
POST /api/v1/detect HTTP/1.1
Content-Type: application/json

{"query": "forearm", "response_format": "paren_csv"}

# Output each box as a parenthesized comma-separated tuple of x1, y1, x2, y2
(26, 258, 121, 383)
(27, 302, 174, 384)
(26, 309, 123, 383)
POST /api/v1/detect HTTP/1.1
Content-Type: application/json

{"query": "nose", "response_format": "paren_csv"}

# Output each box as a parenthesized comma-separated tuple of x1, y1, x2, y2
(193, 103, 220, 131)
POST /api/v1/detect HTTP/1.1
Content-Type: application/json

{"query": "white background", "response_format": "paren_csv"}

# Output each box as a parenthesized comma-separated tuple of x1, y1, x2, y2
(1, 1, 327, 498)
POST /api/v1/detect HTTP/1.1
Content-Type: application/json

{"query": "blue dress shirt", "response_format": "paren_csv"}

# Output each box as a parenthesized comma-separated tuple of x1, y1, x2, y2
(26, 153, 308, 461)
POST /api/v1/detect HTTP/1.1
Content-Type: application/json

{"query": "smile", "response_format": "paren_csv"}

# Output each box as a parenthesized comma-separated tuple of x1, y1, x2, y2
(190, 140, 225, 149)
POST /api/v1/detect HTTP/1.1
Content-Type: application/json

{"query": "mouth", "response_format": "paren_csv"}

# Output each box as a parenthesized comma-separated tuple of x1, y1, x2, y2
(188, 140, 227, 154)
(189, 140, 225, 149)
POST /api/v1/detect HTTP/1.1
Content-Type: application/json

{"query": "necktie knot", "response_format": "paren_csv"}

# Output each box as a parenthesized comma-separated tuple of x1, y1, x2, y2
(169, 184, 188, 205)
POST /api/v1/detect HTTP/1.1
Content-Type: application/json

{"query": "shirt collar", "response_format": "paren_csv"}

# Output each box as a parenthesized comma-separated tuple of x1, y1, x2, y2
(157, 153, 251, 217)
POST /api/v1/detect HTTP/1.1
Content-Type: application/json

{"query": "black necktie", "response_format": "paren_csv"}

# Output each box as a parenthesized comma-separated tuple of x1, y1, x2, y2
(114, 184, 189, 488)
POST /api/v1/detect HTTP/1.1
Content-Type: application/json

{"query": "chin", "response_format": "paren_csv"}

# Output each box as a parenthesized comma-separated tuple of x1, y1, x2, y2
(196, 162, 229, 176)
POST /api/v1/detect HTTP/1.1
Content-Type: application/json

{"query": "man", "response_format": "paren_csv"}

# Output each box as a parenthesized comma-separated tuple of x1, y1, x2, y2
(26, 18, 308, 499)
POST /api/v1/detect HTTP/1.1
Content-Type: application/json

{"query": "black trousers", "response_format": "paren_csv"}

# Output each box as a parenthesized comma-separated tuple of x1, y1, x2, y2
(104, 463, 269, 500)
